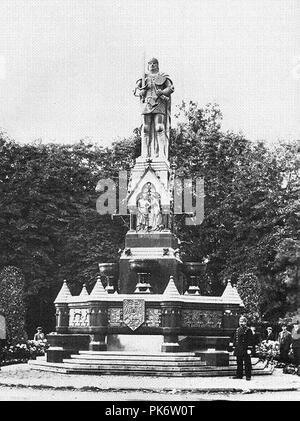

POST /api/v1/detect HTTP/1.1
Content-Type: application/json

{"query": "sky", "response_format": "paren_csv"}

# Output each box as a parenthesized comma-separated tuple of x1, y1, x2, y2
(0, 0, 299, 146)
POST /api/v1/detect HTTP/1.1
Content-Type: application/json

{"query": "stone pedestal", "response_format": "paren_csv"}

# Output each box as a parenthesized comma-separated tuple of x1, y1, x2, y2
(180, 335, 231, 351)
(161, 334, 180, 352)
(89, 333, 107, 351)
(195, 350, 229, 366)
(179, 335, 231, 366)
(46, 333, 90, 363)
(119, 231, 183, 294)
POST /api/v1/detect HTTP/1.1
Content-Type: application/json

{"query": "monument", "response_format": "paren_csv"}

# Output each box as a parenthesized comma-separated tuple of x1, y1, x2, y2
(45, 57, 245, 369)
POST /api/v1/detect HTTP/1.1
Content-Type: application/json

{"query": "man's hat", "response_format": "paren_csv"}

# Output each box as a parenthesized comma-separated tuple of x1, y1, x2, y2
(239, 316, 247, 322)
(148, 57, 159, 65)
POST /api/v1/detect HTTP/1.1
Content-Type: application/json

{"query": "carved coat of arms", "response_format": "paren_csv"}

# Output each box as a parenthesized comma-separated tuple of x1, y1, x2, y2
(123, 299, 145, 331)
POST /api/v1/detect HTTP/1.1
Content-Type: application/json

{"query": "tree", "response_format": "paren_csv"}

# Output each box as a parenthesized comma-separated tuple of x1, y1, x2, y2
(170, 102, 299, 321)
(236, 272, 262, 323)
(0, 266, 27, 343)
(0, 104, 298, 334)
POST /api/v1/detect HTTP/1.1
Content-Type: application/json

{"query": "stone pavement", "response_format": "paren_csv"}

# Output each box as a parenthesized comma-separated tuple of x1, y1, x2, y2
(0, 363, 300, 394)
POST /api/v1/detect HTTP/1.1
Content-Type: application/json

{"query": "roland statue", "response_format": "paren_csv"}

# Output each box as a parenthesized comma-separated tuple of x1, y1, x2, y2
(134, 57, 174, 160)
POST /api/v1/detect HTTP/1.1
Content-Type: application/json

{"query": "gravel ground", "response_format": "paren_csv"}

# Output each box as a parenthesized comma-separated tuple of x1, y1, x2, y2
(1, 364, 300, 394)
(0, 385, 299, 401)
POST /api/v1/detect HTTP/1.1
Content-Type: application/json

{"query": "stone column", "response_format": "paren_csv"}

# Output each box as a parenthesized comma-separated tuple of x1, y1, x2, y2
(161, 304, 181, 352)
(56, 304, 69, 334)
(88, 305, 108, 351)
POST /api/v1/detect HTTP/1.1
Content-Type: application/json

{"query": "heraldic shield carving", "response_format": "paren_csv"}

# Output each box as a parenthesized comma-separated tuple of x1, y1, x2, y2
(123, 299, 145, 331)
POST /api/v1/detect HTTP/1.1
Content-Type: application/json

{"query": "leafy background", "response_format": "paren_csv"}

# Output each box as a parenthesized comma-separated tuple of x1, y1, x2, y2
(0, 102, 299, 338)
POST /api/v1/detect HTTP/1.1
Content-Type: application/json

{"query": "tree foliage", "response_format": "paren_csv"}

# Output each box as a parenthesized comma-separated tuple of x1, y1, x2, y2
(0, 104, 299, 335)
(0, 266, 27, 343)
(170, 102, 299, 321)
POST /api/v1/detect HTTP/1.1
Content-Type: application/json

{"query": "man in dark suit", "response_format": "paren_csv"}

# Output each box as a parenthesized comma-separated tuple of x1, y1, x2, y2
(291, 321, 300, 366)
(232, 315, 253, 380)
(278, 324, 292, 365)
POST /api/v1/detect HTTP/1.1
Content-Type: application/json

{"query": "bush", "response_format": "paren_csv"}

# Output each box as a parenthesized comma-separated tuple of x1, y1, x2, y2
(255, 340, 279, 365)
(0, 340, 48, 366)
(0, 266, 27, 343)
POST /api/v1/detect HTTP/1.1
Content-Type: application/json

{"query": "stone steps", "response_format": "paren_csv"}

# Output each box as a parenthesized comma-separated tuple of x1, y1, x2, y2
(66, 358, 207, 367)
(29, 360, 274, 377)
(29, 352, 273, 377)
(62, 363, 211, 372)
(77, 351, 196, 356)
(73, 351, 204, 363)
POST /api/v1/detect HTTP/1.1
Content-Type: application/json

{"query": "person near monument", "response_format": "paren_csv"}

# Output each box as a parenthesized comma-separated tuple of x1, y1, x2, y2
(33, 326, 45, 342)
(250, 326, 260, 356)
(278, 324, 292, 365)
(291, 320, 300, 366)
(134, 57, 174, 159)
(264, 326, 276, 342)
(232, 316, 253, 380)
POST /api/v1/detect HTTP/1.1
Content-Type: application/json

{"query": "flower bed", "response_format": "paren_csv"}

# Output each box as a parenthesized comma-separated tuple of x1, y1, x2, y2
(0, 340, 49, 366)
(255, 340, 280, 366)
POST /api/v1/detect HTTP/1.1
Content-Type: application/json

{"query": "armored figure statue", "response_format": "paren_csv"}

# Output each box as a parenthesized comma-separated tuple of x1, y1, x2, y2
(134, 58, 174, 160)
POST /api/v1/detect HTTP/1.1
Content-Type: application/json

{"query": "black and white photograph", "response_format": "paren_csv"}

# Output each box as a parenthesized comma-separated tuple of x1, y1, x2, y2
(0, 0, 299, 404)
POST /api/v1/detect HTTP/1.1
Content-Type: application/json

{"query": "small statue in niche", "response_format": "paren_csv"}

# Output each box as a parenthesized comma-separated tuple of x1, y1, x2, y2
(136, 183, 163, 232)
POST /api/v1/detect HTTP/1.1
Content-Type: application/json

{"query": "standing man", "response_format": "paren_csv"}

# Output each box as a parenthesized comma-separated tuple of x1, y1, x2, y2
(250, 326, 260, 356)
(278, 324, 292, 365)
(291, 320, 300, 367)
(134, 58, 174, 159)
(232, 316, 253, 380)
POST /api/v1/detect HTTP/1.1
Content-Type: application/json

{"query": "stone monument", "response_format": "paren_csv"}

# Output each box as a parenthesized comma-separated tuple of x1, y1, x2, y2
(45, 57, 244, 367)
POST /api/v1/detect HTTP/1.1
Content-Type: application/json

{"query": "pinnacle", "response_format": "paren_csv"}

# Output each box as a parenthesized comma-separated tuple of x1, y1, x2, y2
(79, 283, 89, 298)
(162, 276, 181, 299)
(89, 276, 108, 301)
(54, 280, 72, 304)
(222, 279, 244, 305)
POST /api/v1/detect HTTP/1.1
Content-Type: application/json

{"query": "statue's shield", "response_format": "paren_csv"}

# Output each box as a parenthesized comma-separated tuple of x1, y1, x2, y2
(123, 299, 145, 331)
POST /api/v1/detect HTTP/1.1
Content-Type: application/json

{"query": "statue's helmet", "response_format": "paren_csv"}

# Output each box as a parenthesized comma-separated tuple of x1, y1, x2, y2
(239, 316, 247, 323)
(148, 57, 159, 66)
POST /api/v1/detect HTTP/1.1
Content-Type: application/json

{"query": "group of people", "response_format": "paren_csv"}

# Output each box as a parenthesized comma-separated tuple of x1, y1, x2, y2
(231, 316, 300, 380)
(252, 323, 300, 366)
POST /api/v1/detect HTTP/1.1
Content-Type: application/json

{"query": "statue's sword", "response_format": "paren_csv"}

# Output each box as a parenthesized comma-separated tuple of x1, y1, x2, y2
(141, 52, 146, 102)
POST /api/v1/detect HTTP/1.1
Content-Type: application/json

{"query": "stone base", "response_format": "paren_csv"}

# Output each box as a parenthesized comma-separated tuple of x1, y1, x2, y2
(179, 335, 231, 351)
(119, 255, 183, 294)
(161, 342, 180, 353)
(89, 341, 107, 351)
(108, 334, 163, 352)
(46, 347, 76, 363)
(195, 350, 229, 366)
(124, 231, 179, 249)
(46, 333, 90, 362)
